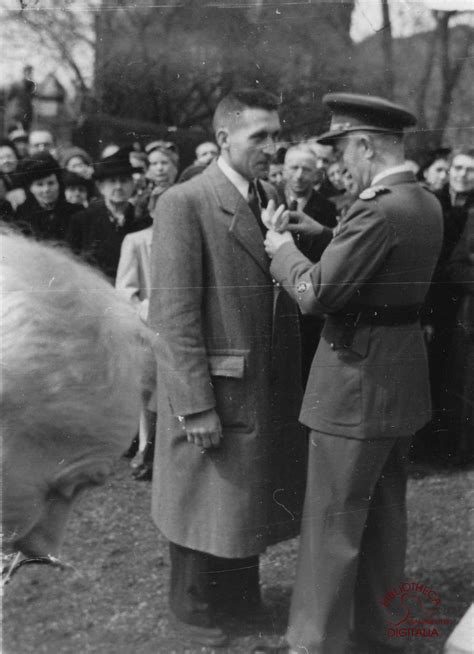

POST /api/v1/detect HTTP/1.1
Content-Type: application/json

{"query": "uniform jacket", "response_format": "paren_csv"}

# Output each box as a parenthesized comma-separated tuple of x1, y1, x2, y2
(148, 161, 307, 558)
(271, 170, 443, 439)
(67, 200, 150, 282)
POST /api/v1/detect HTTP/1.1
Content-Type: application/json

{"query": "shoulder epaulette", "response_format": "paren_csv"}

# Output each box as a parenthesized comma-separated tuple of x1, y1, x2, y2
(358, 185, 390, 200)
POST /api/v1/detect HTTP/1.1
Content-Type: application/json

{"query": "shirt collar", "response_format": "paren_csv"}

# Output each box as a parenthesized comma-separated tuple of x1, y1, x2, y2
(217, 156, 250, 199)
(371, 164, 412, 187)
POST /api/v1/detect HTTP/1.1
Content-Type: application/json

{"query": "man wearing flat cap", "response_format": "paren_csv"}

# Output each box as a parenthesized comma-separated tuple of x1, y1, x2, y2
(261, 94, 444, 654)
(67, 149, 150, 282)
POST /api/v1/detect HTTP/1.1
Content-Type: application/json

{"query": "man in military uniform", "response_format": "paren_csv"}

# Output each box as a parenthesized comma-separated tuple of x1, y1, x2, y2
(260, 94, 443, 654)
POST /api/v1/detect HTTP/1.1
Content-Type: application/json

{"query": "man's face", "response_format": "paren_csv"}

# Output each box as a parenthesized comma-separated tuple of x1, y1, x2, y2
(218, 107, 281, 181)
(424, 158, 449, 192)
(28, 131, 54, 155)
(195, 142, 219, 165)
(268, 163, 283, 187)
(284, 150, 319, 197)
(333, 135, 371, 194)
(327, 161, 345, 190)
(98, 175, 134, 203)
(309, 142, 334, 171)
(449, 154, 474, 194)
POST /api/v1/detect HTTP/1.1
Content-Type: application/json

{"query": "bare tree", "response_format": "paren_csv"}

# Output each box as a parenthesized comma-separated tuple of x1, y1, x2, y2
(380, 0, 395, 98)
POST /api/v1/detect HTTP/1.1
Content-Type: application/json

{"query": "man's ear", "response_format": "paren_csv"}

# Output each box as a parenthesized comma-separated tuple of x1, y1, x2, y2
(216, 128, 229, 151)
(358, 134, 375, 160)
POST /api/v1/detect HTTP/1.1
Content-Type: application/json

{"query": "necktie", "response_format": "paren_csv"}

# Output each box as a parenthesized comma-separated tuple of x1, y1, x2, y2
(248, 181, 266, 236)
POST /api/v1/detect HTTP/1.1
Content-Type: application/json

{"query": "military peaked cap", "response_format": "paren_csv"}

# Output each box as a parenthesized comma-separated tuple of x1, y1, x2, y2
(317, 93, 417, 144)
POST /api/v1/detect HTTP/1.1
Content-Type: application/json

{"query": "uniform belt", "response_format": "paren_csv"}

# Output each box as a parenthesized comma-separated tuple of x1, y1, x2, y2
(335, 305, 421, 326)
(329, 305, 421, 351)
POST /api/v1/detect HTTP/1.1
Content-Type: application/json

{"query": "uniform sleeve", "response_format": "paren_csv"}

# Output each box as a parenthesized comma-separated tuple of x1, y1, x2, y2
(148, 186, 215, 417)
(115, 236, 141, 307)
(271, 200, 392, 315)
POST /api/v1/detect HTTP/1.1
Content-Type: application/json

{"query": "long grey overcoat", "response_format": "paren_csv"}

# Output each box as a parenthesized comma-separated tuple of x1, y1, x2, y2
(148, 162, 307, 558)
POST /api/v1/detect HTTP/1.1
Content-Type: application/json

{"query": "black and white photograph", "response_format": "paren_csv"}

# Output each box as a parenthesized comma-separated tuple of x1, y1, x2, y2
(1, 1, 473, 653)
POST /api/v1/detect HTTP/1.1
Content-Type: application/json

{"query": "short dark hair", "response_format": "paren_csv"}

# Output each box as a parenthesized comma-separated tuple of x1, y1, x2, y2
(213, 88, 280, 134)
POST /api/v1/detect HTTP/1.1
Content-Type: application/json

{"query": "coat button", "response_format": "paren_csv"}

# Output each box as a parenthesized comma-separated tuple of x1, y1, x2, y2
(330, 342, 336, 350)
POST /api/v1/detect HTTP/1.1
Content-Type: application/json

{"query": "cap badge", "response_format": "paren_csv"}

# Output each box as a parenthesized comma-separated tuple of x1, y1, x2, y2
(359, 185, 388, 200)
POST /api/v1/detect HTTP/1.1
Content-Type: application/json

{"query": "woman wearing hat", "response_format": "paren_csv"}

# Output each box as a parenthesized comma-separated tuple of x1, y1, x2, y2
(14, 153, 81, 242)
(59, 146, 94, 180)
(66, 150, 150, 282)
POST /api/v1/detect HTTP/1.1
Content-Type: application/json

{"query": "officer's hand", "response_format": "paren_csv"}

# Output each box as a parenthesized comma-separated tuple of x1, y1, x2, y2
(184, 408, 223, 450)
(285, 210, 326, 237)
(261, 199, 287, 231)
(264, 229, 293, 258)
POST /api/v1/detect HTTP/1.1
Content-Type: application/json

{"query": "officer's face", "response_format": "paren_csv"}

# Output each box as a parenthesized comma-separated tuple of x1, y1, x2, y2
(449, 154, 474, 194)
(424, 158, 449, 192)
(284, 151, 319, 197)
(334, 135, 370, 194)
(217, 107, 281, 181)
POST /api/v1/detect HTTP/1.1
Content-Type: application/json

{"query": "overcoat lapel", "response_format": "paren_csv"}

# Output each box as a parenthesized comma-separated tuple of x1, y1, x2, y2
(205, 163, 271, 277)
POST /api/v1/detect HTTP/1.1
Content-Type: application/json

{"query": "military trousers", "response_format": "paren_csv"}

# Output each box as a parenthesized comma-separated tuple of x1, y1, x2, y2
(287, 431, 409, 654)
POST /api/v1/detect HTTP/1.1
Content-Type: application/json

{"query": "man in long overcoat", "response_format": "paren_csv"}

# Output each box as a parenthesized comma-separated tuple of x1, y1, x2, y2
(148, 89, 307, 647)
(263, 94, 443, 654)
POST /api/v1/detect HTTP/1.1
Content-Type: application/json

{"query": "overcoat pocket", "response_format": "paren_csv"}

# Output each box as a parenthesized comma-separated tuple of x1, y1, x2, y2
(208, 350, 254, 432)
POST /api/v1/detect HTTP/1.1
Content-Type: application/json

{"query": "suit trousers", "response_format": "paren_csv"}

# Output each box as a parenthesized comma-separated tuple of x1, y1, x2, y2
(168, 542, 260, 627)
(287, 432, 409, 654)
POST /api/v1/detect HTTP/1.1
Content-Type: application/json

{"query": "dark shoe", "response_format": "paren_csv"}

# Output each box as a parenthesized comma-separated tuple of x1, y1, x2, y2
(122, 434, 139, 459)
(172, 618, 228, 647)
(131, 463, 152, 481)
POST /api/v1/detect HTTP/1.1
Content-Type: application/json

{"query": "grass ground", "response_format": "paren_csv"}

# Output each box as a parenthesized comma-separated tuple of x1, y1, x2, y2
(3, 459, 473, 654)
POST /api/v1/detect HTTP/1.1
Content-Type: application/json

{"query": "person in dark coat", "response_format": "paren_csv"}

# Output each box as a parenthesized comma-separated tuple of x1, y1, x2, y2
(148, 89, 307, 648)
(262, 93, 443, 654)
(416, 148, 474, 463)
(445, 204, 474, 464)
(14, 153, 81, 242)
(281, 143, 337, 386)
(67, 150, 151, 283)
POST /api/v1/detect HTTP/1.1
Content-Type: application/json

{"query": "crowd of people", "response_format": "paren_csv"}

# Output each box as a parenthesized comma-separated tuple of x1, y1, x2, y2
(1, 116, 472, 473)
(1, 89, 473, 653)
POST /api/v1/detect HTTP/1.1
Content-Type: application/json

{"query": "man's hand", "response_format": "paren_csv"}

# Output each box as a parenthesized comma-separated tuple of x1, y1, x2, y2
(184, 408, 223, 450)
(264, 229, 293, 258)
(261, 199, 287, 231)
(284, 210, 326, 237)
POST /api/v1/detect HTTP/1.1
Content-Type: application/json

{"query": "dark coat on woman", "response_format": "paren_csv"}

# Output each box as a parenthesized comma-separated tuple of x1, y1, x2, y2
(67, 200, 150, 282)
(444, 205, 474, 462)
(15, 193, 81, 242)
